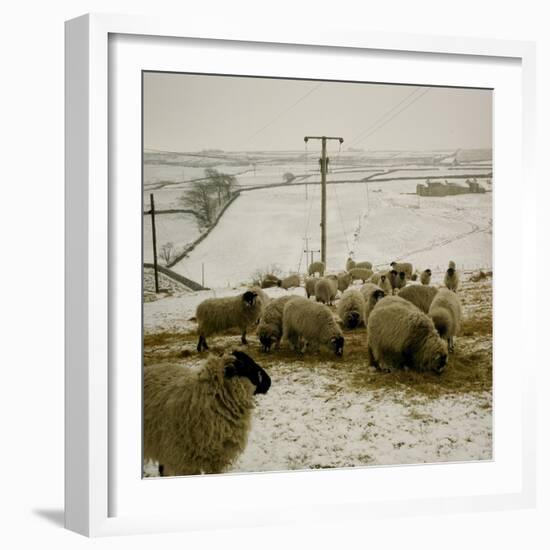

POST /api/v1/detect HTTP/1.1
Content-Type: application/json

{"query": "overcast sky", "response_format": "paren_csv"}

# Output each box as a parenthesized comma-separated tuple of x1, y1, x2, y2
(143, 72, 492, 153)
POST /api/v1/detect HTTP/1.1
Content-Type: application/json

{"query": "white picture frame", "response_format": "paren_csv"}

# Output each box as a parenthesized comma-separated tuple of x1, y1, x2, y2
(65, 13, 537, 537)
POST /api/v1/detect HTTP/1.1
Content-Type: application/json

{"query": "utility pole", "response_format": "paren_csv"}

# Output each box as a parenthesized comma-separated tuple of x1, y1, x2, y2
(150, 193, 159, 293)
(304, 135, 344, 265)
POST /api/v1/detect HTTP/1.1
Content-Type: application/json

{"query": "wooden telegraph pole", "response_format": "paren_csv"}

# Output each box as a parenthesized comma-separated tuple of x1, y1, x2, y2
(303, 135, 344, 265)
(150, 193, 159, 293)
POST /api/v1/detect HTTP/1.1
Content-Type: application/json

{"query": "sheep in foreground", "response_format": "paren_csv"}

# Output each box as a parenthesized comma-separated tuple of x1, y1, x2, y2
(390, 261, 414, 280)
(429, 288, 462, 353)
(360, 282, 386, 324)
(257, 295, 297, 352)
(283, 297, 344, 355)
(337, 289, 366, 329)
(337, 271, 353, 293)
(144, 350, 271, 476)
(280, 273, 301, 290)
(315, 277, 338, 305)
(349, 267, 373, 283)
(250, 286, 270, 309)
(308, 261, 325, 277)
(398, 284, 438, 313)
(444, 265, 460, 292)
(305, 277, 317, 299)
(420, 269, 432, 285)
(196, 290, 262, 351)
(366, 296, 448, 373)
(260, 274, 281, 288)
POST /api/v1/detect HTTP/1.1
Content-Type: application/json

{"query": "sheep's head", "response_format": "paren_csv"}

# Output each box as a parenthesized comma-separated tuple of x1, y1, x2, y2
(329, 335, 344, 356)
(425, 269, 432, 276)
(399, 271, 406, 280)
(224, 350, 271, 394)
(258, 325, 276, 352)
(242, 290, 258, 307)
(390, 261, 396, 267)
(345, 311, 360, 329)
(421, 337, 448, 374)
(373, 289, 385, 302)
(447, 267, 455, 276)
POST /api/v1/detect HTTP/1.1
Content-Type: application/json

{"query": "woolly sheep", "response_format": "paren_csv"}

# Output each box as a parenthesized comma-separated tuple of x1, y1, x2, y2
(337, 271, 353, 293)
(420, 268, 432, 285)
(305, 276, 317, 299)
(345, 257, 356, 271)
(257, 295, 297, 352)
(448, 260, 456, 270)
(280, 273, 301, 290)
(315, 277, 338, 305)
(260, 274, 281, 288)
(366, 296, 448, 373)
(429, 288, 462, 353)
(360, 282, 386, 324)
(390, 261, 414, 280)
(250, 286, 270, 308)
(444, 266, 460, 292)
(348, 267, 373, 283)
(143, 350, 271, 476)
(282, 297, 344, 356)
(337, 289, 366, 329)
(196, 290, 263, 351)
(308, 261, 325, 277)
(394, 271, 407, 292)
(370, 272, 392, 296)
(398, 284, 438, 313)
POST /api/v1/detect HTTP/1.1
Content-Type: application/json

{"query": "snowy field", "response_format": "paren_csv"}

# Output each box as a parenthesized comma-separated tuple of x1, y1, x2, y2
(143, 274, 493, 476)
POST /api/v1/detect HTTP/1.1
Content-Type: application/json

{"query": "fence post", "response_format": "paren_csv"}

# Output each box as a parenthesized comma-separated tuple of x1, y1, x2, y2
(150, 193, 159, 293)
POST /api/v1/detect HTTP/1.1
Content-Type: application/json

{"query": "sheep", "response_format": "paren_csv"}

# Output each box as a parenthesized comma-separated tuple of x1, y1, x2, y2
(346, 257, 372, 271)
(444, 266, 460, 292)
(348, 267, 373, 283)
(345, 257, 355, 271)
(308, 261, 325, 277)
(420, 268, 432, 285)
(257, 295, 297, 352)
(394, 271, 407, 292)
(429, 288, 462, 353)
(448, 260, 456, 270)
(337, 289, 366, 329)
(250, 286, 270, 309)
(370, 272, 392, 296)
(360, 282, 386, 324)
(337, 271, 353, 293)
(280, 273, 301, 290)
(305, 276, 317, 299)
(282, 297, 344, 356)
(260, 274, 281, 288)
(144, 350, 271, 476)
(366, 296, 448, 373)
(398, 284, 438, 313)
(390, 261, 414, 280)
(196, 290, 263, 351)
(315, 277, 338, 305)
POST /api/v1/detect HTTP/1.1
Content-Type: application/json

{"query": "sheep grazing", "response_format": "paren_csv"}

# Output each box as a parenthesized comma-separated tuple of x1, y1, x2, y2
(308, 261, 325, 277)
(348, 267, 373, 283)
(280, 273, 301, 290)
(390, 261, 414, 280)
(337, 289, 366, 329)
(366, 296, 448, 373)
(429, 288, 462, 353)
(420, 268, 432, 285)
(444, 266, 460, 293)
(315, 277, 338, 305)
(144, 350, 271, 476)
(196, 290, 263, 351)
(282, 297, 344, 356)
(360, 282, 386, 324)
(260, 274, 281, 288)
(337, 271, 353, 293)
(257, 295, 297, 352)
(398, 284, 438, 313)
(305, 276, 317, 299)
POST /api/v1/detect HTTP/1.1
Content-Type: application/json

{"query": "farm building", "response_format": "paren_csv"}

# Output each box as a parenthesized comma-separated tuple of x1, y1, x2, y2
(417, 178, 487, 197)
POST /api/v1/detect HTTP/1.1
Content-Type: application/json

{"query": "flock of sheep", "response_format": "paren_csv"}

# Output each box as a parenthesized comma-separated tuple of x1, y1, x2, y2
(144, 257, 463, 477)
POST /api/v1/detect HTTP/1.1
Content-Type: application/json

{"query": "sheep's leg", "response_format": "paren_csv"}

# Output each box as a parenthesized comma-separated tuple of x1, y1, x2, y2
(449, 337, 455, 353)
(197, 334, 208, 352)
(158, 464, 165, 477)
(241, 330, 248, 345)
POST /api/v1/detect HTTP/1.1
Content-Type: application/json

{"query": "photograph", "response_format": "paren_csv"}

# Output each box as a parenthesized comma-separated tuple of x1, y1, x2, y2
(142, 72, 493, 478)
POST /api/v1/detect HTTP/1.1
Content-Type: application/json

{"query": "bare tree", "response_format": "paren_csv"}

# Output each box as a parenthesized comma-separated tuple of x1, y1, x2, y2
(159, 242, 175, 265)
(180, 181, 215, 229)
(204, 168, 237, 206)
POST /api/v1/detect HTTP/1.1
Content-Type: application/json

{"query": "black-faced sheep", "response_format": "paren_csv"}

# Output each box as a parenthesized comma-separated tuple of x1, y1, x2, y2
(196, 291, 262, 351)
(315, 277, 338, 305)
(370, 272, 392, 296)
(260, 274, 282, 288)
(250, 286, 270, 309)
(144, 350, 271, 476)
(348, 267, 373, 283)
(257, 295, 297, 352)
(398, 284, 438, 313)
(308, 261, 325, 277)
(360, 282, 386, 324)
(428, 288, 462, 353)
(444, 265, 459, 292)
(337, 289, 366, 329)
(390, 261, 414, 280)
(420, 268, 432, 285)
(280, 273, 301, 290)
(282, 297, 344, 356)
(366, 296, 448, 373)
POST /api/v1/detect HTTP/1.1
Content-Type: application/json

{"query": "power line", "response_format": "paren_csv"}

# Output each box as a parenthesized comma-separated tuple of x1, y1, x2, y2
(243, 83, 324, 145)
